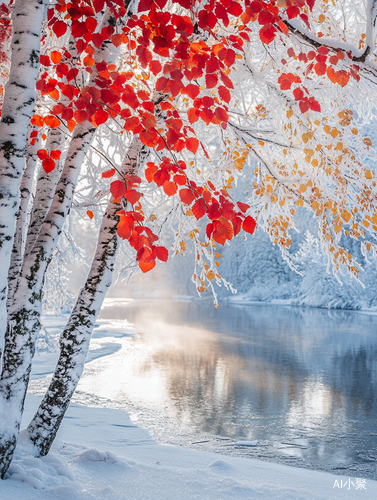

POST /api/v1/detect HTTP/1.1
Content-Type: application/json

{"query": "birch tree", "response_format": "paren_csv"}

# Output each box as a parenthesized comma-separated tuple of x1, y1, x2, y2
(1, 0, 377, 479)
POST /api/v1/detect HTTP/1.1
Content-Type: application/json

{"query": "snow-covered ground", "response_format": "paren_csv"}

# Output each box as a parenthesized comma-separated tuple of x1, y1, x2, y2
(1, 311, 376, 499)
(0, 394, 375, 500)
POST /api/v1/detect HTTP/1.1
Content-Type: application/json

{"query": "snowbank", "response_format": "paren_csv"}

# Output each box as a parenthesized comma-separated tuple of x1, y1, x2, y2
(0, 394, 375, 499)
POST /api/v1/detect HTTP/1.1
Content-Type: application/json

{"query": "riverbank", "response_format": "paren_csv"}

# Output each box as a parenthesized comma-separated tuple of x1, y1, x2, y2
(0, 393, 375, 499)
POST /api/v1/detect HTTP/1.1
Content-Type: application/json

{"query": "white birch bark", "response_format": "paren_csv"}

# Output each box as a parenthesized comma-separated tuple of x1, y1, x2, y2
(23, 127, 66, 260)
(26, 136, 148, 456)
(0, 0, 47, 373)
(7, 123, 41, 309)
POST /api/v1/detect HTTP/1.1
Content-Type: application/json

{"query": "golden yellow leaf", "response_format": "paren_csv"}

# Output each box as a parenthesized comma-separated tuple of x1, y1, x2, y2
(365, 170, 372, 179)
(341, 210, 351, 222)
(286, 109, 293, 118)
(334, 225, 341, 233)
(206, 270, 215, 280)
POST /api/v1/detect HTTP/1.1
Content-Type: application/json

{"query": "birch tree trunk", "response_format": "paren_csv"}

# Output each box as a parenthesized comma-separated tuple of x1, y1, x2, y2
(25, 138, 148, 457)
(23, 127, 66, 260)
(0, 10, 121, 476)
(0, 0, 47, 367)
(7, 124, 41, 309)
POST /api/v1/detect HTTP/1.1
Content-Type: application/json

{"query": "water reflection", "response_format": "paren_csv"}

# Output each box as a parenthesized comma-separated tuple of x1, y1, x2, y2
(82, 300, 377, 477)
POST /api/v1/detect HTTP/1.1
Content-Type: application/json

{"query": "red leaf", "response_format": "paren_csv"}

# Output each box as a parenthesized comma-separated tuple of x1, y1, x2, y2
(173, 175, 186, 186)
(110, 180, 126, 199)
(154, 169, 170, 187)
(186, 137, 199, 154)
(237, 201, 250, 213)
(220, 72, 234, 89)
(163, 180, 178, 196)
(299, 99, 309, 113)
(179, 188, 195, 205)
(224, 49, 236, 68)
(52, 21, 67, 38)
(228, 1, 243, 17)
(286, 6, 300, 19)
(155, 246, 169, 262)
(205, 73, 218, 89)
(145, 163, 158, 183)
(242, 215, 256, 234)
(149, 60, 162, 76)
(326, 66, 337, 83)
(117, 215, 133, 239)
(198, 10, 217, 30)
(125, 189, 142, 205)
(50, 150, 61, 160)
(94, 108, 109, 126)
(192, 198, 206, 219)
(188, 108, 200, 124)
(42, 158, 55, 174)
(183, 84, 200, 99)
(308, 97, 321, 112)
(314, 62, 326, 76)
(259, 24, 276, 44)
(140, 128, 158, 147)
(293, 88, 304, 100)
(102, 169, 116, 178)
(136, 46, 152, 69)
(218, 85, 231, 103)
(87, 210, 94, 219)
(258, 10, 275, 25)
(215, 107, 228, 123)
(206, 222, 214, 239)
(37, 149, 49, 160)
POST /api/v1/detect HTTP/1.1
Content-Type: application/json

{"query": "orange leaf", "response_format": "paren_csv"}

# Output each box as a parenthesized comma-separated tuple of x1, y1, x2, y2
(50, 51, 62, 64)
(139, 259, 156, 273)
(87, 210, 94, 219)
(163, 180, 178, 196)
(186, 137, 199, 154)
(102, 168, 116, 178)
(31, 114, 44, 127)
(67, 119, 76, 132)
(44, 115, 60, 129)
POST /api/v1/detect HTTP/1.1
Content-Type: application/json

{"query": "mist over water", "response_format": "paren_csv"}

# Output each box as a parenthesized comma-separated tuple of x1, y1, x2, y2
(73, 301, 377, 478)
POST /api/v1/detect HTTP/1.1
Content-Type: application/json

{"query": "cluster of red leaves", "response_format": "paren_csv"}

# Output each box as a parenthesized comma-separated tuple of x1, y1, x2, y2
(278, 71, 321, 112)
(283, 47, 360, 92)
(32, 0, 367, 274)
(145, 156, 256, 245)
(37, 148, 62, 173)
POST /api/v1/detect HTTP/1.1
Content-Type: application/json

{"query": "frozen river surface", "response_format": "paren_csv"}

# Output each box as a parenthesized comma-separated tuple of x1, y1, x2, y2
(31, 300, 377, 479)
